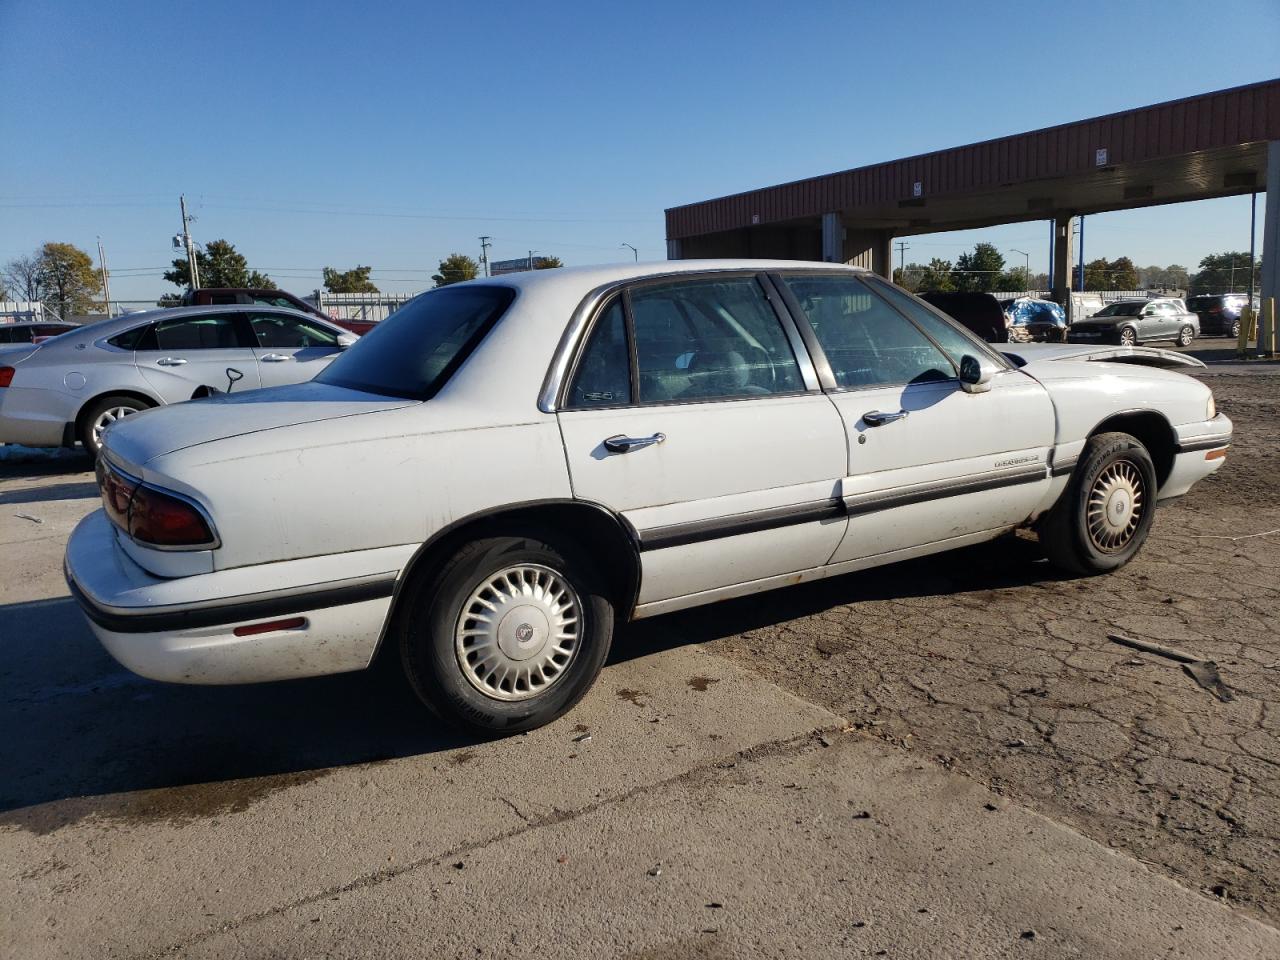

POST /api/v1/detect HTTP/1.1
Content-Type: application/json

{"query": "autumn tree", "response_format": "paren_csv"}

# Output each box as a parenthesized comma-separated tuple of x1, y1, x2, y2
(534, 255, 563, 269)
(164, 239, 276, 290)
(432, 254, 479, 287)
(37, 242, 102, 319)
(323, 265, 379, 293)
(2, 254, 45, 304)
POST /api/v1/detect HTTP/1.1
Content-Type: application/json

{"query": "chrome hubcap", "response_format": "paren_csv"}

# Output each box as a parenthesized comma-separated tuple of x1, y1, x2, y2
(1121, 330, 1136, 345)
(1087, 460, 1145, 552)
(91, 406, 138, 445)
(454, 564, 581, 702)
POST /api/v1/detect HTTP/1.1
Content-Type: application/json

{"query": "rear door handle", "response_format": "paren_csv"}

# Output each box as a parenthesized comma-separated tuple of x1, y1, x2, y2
(261, 353, 293, 362)
(603, 433, 666, 454)
(862, 409, 908, 426)
(156, 357, 187, 366)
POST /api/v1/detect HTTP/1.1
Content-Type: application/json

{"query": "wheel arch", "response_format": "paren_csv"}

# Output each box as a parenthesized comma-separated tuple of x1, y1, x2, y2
(74, 388, 161, 438)
(371, 499, 642, 665)
(1088, 410, 1177, 487)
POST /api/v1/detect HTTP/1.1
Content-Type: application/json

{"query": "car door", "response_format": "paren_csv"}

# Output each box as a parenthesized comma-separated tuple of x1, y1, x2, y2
(555, 274, 848, 610)
(134, 312, 261, 402)
(246, 311, 345, 388)
(772, 272, 1054, 563)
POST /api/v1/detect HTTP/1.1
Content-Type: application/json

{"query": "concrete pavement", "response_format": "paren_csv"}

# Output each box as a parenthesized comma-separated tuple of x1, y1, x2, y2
(1, 454, 1277, 959)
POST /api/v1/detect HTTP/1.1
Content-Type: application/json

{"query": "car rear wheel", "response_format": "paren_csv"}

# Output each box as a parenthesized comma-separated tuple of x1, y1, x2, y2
(1177, 325, 1194, 347)
(1038, 432, 1157, 576)
(78, 394, 149, 458)
(1119, 326, 1137, 346)
(1229, 319, 1241, 339)
(396, 533, 614, 734)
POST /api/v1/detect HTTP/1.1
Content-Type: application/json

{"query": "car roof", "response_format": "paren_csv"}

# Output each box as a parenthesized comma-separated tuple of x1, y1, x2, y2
(450, 259, 866, 295)
(60, 303, 334, 339)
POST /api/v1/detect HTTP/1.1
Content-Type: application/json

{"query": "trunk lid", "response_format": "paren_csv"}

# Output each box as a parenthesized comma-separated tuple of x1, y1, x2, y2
(997, 343, 1204, 370)
(102, 380, 416, 466)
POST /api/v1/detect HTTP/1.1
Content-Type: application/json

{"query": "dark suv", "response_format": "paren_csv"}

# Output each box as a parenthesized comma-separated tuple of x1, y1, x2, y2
(1187, 294, 1249, 338)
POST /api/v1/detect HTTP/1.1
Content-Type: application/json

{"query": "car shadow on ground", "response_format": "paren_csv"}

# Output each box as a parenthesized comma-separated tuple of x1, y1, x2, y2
(0, 535, 1063, 830)
(0, 481, 100, 506)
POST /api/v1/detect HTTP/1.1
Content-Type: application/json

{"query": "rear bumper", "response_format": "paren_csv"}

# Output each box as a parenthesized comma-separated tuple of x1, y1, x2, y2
(65, 510, 399, 684)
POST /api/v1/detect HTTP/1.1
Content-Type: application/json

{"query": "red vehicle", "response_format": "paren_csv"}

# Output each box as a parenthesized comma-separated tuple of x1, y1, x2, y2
(182, 288, 377, 336)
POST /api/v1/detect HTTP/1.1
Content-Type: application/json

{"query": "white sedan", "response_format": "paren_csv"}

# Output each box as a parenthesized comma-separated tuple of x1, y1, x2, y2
(0, 304, 355, 455)
(64, 261, 1232, 733)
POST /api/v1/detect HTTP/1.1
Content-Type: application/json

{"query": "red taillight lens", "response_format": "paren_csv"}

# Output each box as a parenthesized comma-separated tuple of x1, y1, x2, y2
(128, 486, 215, 547)
(0, 366, 14, 388)
(96, 460, 138, 529)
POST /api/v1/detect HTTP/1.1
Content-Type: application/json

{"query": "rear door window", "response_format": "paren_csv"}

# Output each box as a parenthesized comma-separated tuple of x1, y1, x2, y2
(135, 314, 251, 351)
(629, 277, 803, 403)
(249, 313, 338, 348)
(566, 300, 631, 408)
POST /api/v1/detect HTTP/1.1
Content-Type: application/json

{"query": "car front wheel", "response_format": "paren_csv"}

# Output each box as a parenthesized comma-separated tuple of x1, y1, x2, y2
(1177, 325, 1195, 347)
(1119, 326, 1137, 346)
(396, 533, 614, 734)
(1229, 319, 1241, 339)
(1038, 431, 1158, 575)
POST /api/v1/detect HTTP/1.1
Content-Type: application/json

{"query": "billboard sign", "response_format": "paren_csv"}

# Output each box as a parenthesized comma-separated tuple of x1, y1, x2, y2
(490, 257, 551, 275)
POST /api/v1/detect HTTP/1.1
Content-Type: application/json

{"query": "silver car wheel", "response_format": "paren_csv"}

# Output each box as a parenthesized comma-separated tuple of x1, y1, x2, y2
(454, 563, 582, 702)
(1086, 460, 1145, 553)
(1120, 327, 1137, 346)
(91, 405, 139, 446)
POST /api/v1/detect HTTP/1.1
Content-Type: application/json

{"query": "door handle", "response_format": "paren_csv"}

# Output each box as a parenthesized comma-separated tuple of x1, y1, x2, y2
(862, 409, 908, 427)
(156, 357, 187, 366)
(603, 432, 666, 454)
(261, 353, 293, 362)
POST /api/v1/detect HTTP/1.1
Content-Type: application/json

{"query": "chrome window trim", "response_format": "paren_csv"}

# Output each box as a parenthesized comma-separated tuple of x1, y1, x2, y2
(538, 266, 852, 414)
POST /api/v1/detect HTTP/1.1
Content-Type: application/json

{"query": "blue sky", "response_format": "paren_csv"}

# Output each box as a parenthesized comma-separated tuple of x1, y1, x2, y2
(1, 0, 1276, 302)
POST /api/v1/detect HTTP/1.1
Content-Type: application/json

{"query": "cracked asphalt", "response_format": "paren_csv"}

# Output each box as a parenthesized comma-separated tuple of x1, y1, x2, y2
(1, 361, 1277, 958)
(667, 367, 1280, 922)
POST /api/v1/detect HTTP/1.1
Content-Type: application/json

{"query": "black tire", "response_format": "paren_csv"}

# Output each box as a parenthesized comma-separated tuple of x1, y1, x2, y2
(1119, 326, 1137, 346)
(78, 394, 150, 457)
(1177, 325, 1194, 347)
(396, 533, 614, 735)
(1229, 319, 1241, 339)
(1038, 432, 1158, 576)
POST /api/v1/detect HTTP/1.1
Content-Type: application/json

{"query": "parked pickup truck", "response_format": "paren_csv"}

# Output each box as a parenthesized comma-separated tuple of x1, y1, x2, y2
(1067, 298, 1199, 347)
(183, 288, 377, 336)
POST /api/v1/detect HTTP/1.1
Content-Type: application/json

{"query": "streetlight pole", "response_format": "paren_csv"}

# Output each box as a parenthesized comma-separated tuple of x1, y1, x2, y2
(1010, 248, 1030, 293)
(621, 242, 638, 262)
(96, 237, 112, 318)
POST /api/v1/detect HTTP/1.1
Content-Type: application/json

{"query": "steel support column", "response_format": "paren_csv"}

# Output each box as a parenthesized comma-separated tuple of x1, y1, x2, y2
(1259, 141, 1280, 355)
(821, 213, 844, 263)
(1051, 215, 1077, 316)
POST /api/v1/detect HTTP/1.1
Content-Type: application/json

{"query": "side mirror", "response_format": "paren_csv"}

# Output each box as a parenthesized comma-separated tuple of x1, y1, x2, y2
(959, 354, 996, 394)
(336, 333, 357, 350)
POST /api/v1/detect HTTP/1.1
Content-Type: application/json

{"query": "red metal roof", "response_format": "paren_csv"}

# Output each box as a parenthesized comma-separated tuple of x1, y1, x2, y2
(666, 79, 1280, 239)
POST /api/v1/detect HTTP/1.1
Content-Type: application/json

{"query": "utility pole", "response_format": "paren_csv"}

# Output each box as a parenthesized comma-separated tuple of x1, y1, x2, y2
(179, 194, 201, 290)
(479, 236, 492, 278)
(527, 250, 537, 271)
(96, 237, 112, 318)
(621, 242, 638, 262)
(1248, 191, 1257, 308)
(1076, 216, 1086, 291)
(895, 241, 910, 278)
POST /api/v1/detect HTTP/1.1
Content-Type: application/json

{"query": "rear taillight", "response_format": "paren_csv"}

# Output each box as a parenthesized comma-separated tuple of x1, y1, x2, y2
(0, 366, 14, 388)
(128, 486, 216, 547)
(95, 461, 217, 549)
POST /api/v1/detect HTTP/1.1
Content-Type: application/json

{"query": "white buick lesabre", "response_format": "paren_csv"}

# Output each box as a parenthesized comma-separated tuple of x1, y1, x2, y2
(65, 261, 1232, 733)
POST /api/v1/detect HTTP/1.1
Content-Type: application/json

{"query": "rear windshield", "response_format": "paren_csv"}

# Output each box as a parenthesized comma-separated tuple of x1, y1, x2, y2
(316, 285, 515, 399)
(1095, 302, 1144, 317)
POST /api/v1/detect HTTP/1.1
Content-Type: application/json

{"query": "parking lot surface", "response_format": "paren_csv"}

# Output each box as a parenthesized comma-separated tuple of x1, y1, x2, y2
(2, 361, 1278, 958)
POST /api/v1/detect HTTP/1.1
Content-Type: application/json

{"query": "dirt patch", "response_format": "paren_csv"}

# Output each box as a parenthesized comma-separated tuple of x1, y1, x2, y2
(688, 373, 1280, 921)
(687, 676, 721, 692)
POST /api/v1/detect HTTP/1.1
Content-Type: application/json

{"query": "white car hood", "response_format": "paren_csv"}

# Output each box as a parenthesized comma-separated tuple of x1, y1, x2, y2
(103, 381, 417, 468)
(997, 342, 1205, 369)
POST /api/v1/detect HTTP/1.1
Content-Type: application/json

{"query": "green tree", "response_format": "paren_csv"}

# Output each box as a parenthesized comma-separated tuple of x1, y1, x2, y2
(37, 242, 102, 319)
(164, 239, 276, 290)
(432, 253, 479, 287)
(534, 255, 563, 269)
(895, 258, 955, 292)
(1083, 258, 1112, 291)
(953, 243, 1005, 292)
(995, 266, 1031, 291)
(1083, 256, 1138, 291)
(1190, 252, 1259, 296)
(323, 265, 379, 293)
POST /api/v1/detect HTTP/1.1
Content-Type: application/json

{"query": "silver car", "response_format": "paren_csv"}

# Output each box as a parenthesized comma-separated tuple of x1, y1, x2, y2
(0, 304, 356, 455)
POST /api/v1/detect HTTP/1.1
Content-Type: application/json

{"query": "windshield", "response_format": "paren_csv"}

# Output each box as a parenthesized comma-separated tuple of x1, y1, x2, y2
(1094, 302, 1144, 317)
(316, 285, 515, 399)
